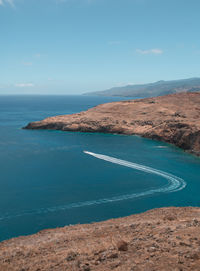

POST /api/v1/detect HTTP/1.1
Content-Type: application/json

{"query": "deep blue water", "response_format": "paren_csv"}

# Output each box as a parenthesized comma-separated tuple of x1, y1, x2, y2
(0, 95, 200, 242)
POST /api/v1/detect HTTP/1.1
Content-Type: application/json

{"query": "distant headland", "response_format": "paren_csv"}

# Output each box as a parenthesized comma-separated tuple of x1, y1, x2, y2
(24, 92, 200, 156)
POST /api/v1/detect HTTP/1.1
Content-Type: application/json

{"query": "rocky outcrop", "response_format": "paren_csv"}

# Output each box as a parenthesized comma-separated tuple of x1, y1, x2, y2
(24, 92, 200, 155)
(1, 207, 200, 270)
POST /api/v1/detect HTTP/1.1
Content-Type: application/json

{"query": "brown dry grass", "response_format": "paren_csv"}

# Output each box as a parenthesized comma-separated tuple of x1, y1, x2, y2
(25, 92, 200, 156)
(1, 207, 200, 270)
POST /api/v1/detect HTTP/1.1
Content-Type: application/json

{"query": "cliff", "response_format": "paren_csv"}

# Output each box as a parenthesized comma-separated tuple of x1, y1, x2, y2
(1, 207, 200, 270)
(25, 92, 200, 156)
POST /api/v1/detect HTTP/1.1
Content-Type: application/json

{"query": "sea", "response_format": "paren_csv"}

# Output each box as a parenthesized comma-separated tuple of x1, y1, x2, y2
(0, 95, 200, 242)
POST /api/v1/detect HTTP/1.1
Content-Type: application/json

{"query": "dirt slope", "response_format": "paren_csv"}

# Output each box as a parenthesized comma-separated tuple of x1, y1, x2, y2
(25, 92, 200, 156)
(1, 207, 200, 271)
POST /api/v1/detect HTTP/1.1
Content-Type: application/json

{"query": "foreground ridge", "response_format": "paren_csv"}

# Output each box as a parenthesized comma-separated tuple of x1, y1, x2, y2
(24, 92, 200, 156)
(1, 207, 200, 270)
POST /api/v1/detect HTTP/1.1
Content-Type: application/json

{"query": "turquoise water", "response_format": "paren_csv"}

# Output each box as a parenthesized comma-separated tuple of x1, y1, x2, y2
(0, 95, 200, 242)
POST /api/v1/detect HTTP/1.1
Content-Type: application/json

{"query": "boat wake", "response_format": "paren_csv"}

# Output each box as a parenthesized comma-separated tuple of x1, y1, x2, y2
(0, 151, 186, 222)
(84, 151, 186, 194)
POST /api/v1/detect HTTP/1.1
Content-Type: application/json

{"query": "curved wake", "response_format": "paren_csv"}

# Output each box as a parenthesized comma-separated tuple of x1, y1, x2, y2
(84, 151, 186, 194)
(0, 151, 186, 222)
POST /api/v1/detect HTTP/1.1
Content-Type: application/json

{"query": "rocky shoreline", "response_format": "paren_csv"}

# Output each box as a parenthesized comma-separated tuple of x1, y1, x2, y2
(24, 92, 200, 156)
(1, 207, 200, 270)
(2, 93, 200, 270)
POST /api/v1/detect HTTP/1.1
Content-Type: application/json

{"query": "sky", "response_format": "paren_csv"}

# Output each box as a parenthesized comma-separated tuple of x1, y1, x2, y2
(1, 0, 200, 94)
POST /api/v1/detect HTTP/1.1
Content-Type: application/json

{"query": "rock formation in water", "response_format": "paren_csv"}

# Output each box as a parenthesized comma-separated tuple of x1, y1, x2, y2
(1, 207, 200, 270)
(24, 92, 200, 156)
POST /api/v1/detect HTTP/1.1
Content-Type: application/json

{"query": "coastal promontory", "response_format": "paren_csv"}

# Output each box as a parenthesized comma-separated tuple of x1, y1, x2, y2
(25, 92, 200, 156)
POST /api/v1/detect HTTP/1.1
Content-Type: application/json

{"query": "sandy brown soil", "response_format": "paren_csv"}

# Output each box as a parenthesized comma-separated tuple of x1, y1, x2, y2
(1, 207, 200, 271)
(24, 92, 200, 156)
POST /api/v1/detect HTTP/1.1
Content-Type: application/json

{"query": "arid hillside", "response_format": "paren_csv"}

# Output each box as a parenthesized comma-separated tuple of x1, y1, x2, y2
(25, 92, 200, 156)
(1, 207, 200, 271)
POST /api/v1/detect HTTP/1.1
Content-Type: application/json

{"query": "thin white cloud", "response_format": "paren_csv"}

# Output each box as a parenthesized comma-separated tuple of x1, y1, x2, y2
(108, 41, 122, 45)
(7, 0, 14, 6)
(15, 83, 34, 87)
(22, 62, 33, 66)
(0, 0, 15, 7)
(136, 48, 163, 55)
(34, 53, 41, 58)
(56, 0, 96, 4)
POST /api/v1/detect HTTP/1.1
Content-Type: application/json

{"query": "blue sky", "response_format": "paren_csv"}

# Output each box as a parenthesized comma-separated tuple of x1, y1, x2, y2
(1, 0, 200, 94)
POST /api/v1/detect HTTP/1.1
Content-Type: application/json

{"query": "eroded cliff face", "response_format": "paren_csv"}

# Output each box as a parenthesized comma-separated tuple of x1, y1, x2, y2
(24, 92, 200, 155)
(1, 207, 200, 271)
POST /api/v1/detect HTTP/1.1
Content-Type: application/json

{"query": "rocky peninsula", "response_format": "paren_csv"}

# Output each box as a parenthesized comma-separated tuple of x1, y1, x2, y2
(2, 92, 200, 270)
(25, 92, 200, 156)
(1, 207, 200, 271)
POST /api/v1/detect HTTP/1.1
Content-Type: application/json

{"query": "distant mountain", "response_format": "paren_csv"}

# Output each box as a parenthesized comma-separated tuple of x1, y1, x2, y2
(84, 78, 200, 98)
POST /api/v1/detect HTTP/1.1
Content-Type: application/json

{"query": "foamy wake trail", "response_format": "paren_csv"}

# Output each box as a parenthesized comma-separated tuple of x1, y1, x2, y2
(84, 151, 186, 195)
(0, 151, 186, 221)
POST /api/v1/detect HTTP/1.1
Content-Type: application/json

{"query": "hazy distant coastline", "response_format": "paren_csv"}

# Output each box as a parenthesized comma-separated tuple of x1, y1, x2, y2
(84, 77, 200, 98)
